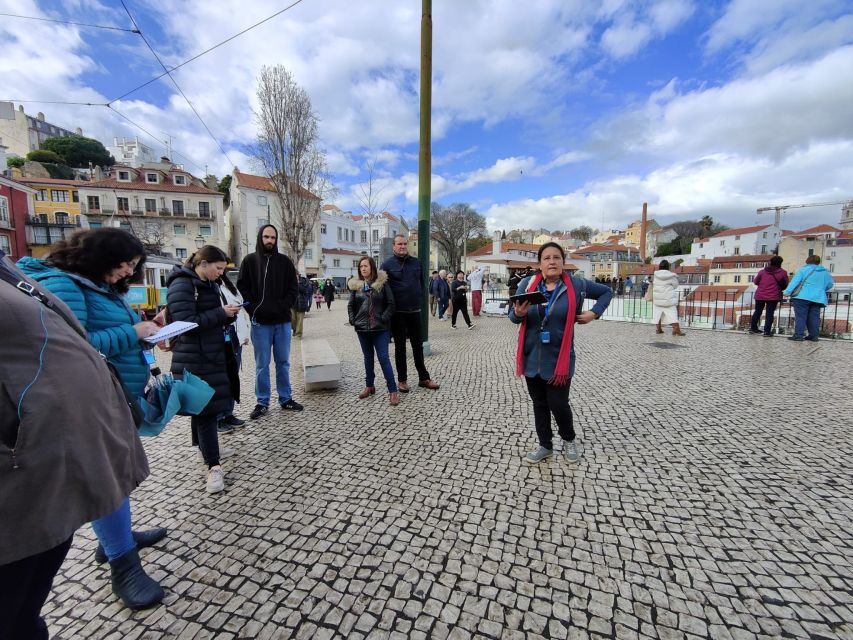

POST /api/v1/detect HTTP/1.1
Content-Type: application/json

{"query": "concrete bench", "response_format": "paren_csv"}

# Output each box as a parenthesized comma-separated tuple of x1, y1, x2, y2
(301, 338, 341, 391)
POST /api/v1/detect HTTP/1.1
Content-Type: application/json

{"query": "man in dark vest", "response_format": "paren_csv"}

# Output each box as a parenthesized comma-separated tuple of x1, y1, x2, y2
(380, 234, 440, 392)
(238, 224, 304, 418)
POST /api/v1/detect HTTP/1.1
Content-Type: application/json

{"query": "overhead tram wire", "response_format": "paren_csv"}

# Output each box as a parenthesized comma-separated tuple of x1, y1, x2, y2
(0, 12, 140, 33)
(109, 0, 307, 103)
(0, 99, 107, 106)
(120, 0, 236, 170)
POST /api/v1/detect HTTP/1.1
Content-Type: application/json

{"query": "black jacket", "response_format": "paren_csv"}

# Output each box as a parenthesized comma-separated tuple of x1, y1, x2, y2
(347, 271, 395, 332)
(237, 227, 297, 325)
(167, 266, 238, 417)
(451, 279, 469, 301)
(296, 276, 312, 312)
(380, 253, 423, 312)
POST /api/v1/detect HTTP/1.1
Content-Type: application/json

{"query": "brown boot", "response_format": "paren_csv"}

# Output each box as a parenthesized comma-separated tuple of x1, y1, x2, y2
(358, 387, 375, 399)
(389, 392, 400, 406)
(672, 324, 686, 336)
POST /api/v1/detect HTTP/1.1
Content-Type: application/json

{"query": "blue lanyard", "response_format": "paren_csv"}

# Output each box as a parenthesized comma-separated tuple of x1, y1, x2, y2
(538, 280, 561, 327)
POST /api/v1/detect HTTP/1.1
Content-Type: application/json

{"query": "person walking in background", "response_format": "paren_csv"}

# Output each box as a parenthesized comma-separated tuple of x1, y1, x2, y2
(468, 265, 486, 316)
(314, 284, 323, 310)
(641, 277, 650, 297)
(783, 255, 834, 341)
(323, 278, 336, 310)
(510, 242, 612, 464)
(348, 256, 399, 406)
(237, 224, 304, 419)
(624, 276, 633, 296)
(380, 234, 440, 392)
(16, 229, 166, 610)
(445, 271, 456, 318)
(451, 270, 475, 329)
(1, 251, 153, 632)
(292, 272, 312, 337)
(428, 271, 440, 316)
(648, 260, 685, 336)
(749, 255, 788, 336)
(435, 269, 451, 321)
(217, 271, 248, 434)
(168, 246, 241, 494)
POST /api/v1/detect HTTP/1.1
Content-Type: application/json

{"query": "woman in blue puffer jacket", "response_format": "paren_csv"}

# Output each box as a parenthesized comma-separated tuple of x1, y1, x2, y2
(783, 254, 834, 341)
(17, 228, 166, 610)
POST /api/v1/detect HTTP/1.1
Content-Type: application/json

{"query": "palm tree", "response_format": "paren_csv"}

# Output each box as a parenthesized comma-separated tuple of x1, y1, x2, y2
(699, 215, 714, 237)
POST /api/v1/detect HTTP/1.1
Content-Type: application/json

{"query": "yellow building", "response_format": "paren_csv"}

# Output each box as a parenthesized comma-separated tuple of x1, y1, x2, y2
(623, 219, 658, 247)
(17, 177, 85, 257)
(408, 230, 441, 271)
(708, 254, 774, 285)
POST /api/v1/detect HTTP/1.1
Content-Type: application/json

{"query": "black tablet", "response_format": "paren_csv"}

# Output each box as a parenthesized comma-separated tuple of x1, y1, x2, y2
(509, 290, 548, 306)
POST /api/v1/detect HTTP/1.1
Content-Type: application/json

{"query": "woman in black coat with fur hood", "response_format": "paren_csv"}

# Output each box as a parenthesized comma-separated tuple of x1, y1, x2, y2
(167, 246, 241, 494)
(347, 256, 399, 405)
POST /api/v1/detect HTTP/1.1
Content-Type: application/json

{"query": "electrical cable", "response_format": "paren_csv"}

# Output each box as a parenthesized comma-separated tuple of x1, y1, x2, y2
(0, 99, 107, 106)
(119, 0, 236, 169)
(17, 300, 49, 421)
(0, 12, 139, 33)
(109, 0, 306, 103)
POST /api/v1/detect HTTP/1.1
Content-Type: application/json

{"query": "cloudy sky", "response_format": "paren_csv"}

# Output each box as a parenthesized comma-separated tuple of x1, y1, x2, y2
(2, 0, 852, 233)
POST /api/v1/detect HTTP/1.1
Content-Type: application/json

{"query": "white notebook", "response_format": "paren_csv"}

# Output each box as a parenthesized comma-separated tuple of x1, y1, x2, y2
(144, 321, 198, 343)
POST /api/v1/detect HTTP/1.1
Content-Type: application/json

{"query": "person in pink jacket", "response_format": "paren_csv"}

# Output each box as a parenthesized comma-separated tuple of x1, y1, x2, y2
(749, 256, 788, 336)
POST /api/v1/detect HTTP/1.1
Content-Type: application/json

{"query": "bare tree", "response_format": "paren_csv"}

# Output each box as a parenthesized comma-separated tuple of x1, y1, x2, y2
(570, 225, 594, 242)
(119, 215, 171, 256)
(355, 159, 391, 255)
(431, 202, 487, 271)
(254, 65, 334, 264)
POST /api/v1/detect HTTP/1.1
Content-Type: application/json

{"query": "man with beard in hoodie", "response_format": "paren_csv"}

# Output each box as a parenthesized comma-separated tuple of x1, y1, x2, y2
(238, 225, 304, 419)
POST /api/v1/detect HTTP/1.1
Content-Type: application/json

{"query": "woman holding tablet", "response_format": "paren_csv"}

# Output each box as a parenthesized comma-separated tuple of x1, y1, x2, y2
(509, 242, 613, 464)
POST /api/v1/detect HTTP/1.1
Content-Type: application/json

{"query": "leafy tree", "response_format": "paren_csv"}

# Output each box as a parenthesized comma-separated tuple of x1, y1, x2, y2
(570, 225, 594, 242)
(6, 156, 25, 168)
(218, 175, 232, 208)
(41, 135, 114, 168)
(466, 235, 491, 253)
(699, 215, 714, 237)
(27, 149, 66, 164)
(42, 163, 75, 179)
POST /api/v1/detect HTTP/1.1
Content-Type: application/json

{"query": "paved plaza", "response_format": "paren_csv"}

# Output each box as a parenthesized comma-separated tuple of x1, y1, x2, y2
(44, 302, 853, 639)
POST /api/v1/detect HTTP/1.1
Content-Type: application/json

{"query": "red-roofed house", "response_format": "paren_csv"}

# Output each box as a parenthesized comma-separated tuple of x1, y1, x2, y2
(572, 243, 643, 279)
(79, 162, 224, 261)
(690, 223, 782, 260)
(467, 234, 591, 280)
(778, 223, 852, 277)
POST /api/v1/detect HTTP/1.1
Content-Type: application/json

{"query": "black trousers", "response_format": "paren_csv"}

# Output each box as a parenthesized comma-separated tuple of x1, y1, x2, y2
(0, 536, 73, 640)
(525, 375, 575, 449)
(451, 298, 472, 327)
(390, 312, 430, 383)
(750, 300, 778, 334)
(192, 413, 220, 468)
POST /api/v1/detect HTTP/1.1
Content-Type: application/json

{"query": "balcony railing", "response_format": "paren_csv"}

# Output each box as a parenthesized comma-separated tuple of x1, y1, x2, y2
(159, 209, 172, 217)
(28, 215, 81, 227)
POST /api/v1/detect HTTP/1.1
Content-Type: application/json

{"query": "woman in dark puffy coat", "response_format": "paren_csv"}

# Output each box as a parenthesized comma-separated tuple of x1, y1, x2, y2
(347, 256, 399, 405)
(166, 246, 240, 494)
(323, 278, 336, 309)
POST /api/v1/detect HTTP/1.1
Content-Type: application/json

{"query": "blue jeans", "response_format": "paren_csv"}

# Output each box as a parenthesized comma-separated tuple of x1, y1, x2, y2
(251, 322, 292, 406)
(437, 299, 449, 319)
(791, 299, 822, 338)
(357, 331, 397, 392)
(90, 497, 134, 562)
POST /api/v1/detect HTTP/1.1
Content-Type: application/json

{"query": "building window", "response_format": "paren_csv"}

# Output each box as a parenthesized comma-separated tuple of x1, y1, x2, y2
(713, 275, 721, 283)
(760, 245, 767, 253)
(257, 195, 267, 206)
(199, 202, 210, 218)
(55, 212, 69, 225)
(373, 230, 379, 242)
(733, 247, 740, 255)
(305, 230, 314, 242)
(172, 200, 184, 215)
(173, 175, 186, 185)
(337, 227, 342, 241)
(748, 275, 755, 282)
(146, 173, 158, 183)
(0, 234, 10, 254)
(305, 248, 312, 260)
(807, 248, 814, 257)
(51, 190, 68, 203)
(174, 224, 186, 235)
(699, 243, 703, 248)
(145, 198, 156, 213)
(762, 232, 767, 238)
(735, 262, 742, 268)
(35, 189, 47, 201)
(360, 230, 367, 243)
(200, 225, 212, 236)
(118, 170, 130, 181)
(829, 263, 835, 273)
(353, 259, 359, 268)
(119, 221, 131, 231)
(735, 235, 741, 240)
(0, 196, 8, 223)
(333, 258, 340, 267)
(88, 221, 102, 229)
(733, 275, 741, 283)
(175, 248, 187, 259)
(87, 195, 100, 212)
(720, 240, 725, 246)
(117, 197, 129, 212)
(321, 223, 327, 234)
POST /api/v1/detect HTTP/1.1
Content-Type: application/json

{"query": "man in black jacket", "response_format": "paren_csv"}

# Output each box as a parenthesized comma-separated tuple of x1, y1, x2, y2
(380, 234, 440, 392)
(237, 225, 304, 418)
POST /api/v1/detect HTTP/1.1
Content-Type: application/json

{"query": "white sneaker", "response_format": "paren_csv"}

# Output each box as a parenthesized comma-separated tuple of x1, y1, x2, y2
(196, 447, 235, 463)
(206, 466, 225, 493)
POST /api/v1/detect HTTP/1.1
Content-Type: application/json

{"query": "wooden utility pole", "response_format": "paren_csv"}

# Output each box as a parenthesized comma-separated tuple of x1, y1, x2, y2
(418, 0, 433, 347)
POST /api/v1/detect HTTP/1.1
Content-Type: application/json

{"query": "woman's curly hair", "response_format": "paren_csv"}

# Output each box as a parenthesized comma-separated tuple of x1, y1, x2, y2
(47, 228, 146, 294)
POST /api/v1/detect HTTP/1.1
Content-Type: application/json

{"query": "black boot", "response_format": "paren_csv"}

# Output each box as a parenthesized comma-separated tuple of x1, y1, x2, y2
(109, 547, 164, 610)
(94, 527, 168, 564)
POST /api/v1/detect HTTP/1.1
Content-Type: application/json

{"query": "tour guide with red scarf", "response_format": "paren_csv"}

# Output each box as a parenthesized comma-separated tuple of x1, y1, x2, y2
(509, 242, 613, 464)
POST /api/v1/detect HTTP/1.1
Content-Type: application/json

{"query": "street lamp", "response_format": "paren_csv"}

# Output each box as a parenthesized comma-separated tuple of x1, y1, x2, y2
(194, 234, 205, 248)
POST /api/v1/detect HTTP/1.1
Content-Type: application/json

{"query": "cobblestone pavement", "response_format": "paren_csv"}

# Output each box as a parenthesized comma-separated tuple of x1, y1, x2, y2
(44, 302, 853, 639)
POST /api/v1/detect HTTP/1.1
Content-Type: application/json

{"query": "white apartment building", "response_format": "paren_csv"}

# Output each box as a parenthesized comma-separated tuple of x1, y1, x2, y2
(225, 169, 322, 273)
(107, 137, 159, 167)
(319, 204, 406, 259)
(690, 224, 782, 260)
(78, 161, 224, 261)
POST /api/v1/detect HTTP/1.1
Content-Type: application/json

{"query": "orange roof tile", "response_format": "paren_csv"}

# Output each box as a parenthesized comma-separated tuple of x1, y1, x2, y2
(17, 177, 90, 187)
(234, 169, 320, 201)
(322, 247, 362, 255)
(710, 224, 772, 238)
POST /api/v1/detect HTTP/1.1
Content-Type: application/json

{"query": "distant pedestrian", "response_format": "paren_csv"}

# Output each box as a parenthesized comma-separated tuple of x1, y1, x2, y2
(641, 277, 650, 296)
(617, 277, 624, 296)
(446, 272, 455, 318)
(428, 271, 440, 316)
(749, 256, 788, 336)
(292, 272, 312, 337)
(435, 269, 451, 320)
(314, 286, 323, 309)
(380, 234, 440, 392)
(323, 279, 335, 310)
(468, 266, 486, 316)
(348, 256, 399, 406)
(509, 242, 612, 464)
(624, 276, 633, 295)
(648, 260, 685, 336)
(783, 255, 834, 341)
(451, 270, 475, 329)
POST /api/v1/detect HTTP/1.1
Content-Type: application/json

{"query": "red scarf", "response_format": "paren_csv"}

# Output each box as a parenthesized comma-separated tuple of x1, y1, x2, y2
(515, 272, 576, 386)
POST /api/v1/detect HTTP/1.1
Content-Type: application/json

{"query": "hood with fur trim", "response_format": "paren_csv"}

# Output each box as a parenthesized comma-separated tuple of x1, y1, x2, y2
(348, 269, 388, 292)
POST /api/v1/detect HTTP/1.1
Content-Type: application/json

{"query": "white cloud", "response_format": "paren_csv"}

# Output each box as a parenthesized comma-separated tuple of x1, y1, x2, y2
(600, 0, 694, 59)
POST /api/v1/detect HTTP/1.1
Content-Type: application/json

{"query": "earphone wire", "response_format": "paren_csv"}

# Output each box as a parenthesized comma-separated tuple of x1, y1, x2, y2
(17, 298, 49, 420)
(250, 255, 270, 325)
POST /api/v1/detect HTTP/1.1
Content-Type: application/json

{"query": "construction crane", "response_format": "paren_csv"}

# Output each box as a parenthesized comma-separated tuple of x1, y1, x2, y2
(757, 199, 852, 227)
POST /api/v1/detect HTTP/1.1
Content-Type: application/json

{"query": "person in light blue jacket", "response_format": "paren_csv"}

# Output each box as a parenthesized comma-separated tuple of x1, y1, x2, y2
(783, 254, 834, 341)
(17, 228, 166, 610)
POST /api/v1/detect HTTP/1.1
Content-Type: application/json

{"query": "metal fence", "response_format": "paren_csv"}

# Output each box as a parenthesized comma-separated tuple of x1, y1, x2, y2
(486, 285, 853, 340)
